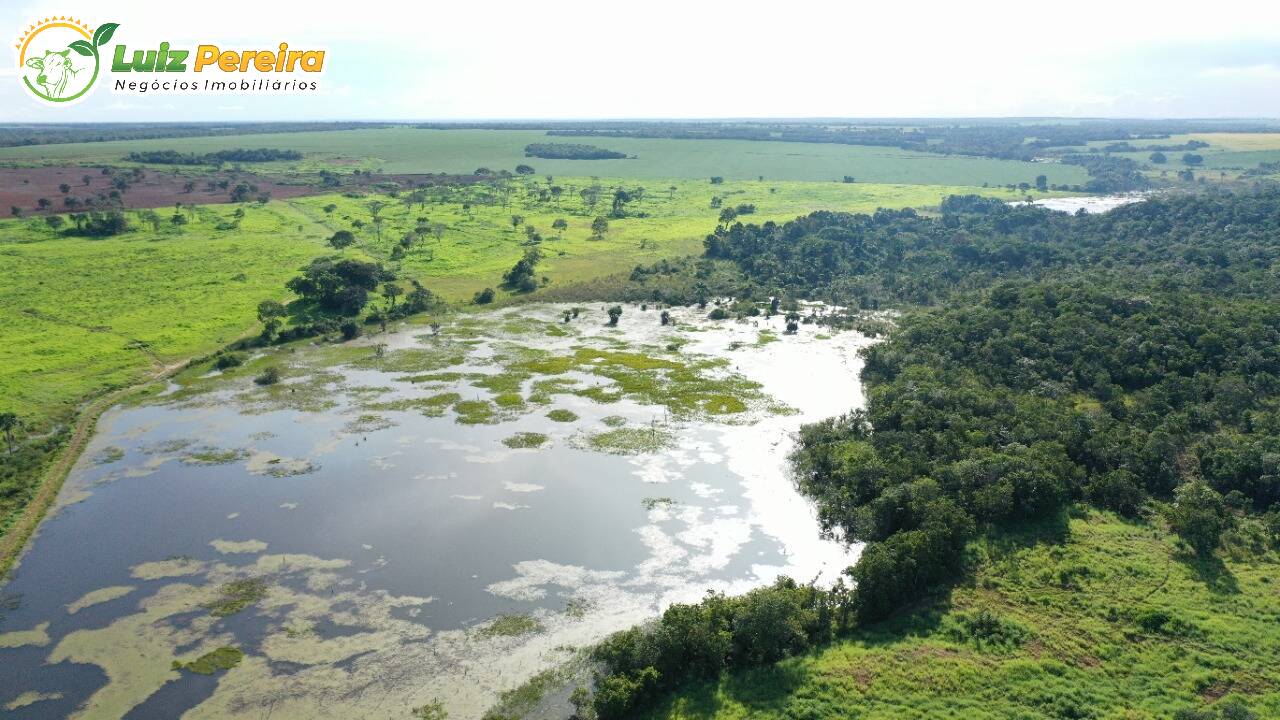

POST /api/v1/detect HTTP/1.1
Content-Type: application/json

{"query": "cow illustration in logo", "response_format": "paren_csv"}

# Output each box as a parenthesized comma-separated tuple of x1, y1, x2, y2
(26, 48, 80, 98)
(16, 17, 117, 104)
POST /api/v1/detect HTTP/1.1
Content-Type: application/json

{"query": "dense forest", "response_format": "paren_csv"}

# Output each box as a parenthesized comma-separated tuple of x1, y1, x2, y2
(584, 189, 1280, 717)
(522, 142, 628, 160)
(124, 148, 304, 165)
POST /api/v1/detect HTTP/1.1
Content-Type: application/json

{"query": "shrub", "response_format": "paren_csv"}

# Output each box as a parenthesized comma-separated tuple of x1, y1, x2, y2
(340, 320, 361, 340)
(254, 367, 281, 385)
(213, 352, 245, 370)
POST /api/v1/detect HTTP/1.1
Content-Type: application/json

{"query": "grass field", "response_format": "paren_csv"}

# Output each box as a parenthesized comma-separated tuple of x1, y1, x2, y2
(0, 202, 335, 429)
(647, 509, 1280, 719)
(291, 177, 1027, 300)
(1072, 132, 1280, 178)
(0, 128, 1089, 186)
(0, 178, 1021, 429)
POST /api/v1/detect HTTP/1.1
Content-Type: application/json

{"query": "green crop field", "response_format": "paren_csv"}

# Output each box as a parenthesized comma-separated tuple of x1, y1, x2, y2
(0, 127, 1089, 186)
(0, 177, 1021, 430)
(647, 509, 1280, 719)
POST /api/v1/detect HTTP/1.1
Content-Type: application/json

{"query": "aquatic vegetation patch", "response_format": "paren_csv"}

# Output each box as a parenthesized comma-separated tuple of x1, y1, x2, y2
(350, 345, 469, 374)
(173, 645, 244, 675)
(453, 399, 500, 425)
(183, 446, 251, 466)
(210, 539, 269, 555)
(574, 385, 623, 404)
(703, 395, 748, 415)
(473, 370, 529, 394)
(493, 392, 525, 409)
(131, 557, 204, 580)
(502, 432, 549, 449)
(546, 409, 579, 422)
(0, 621, 50, 648)
(478, 613, 543, 638)
(641, 497, 677, 510)
(481, 651, 588, 719)
(564, 597, 595, 618)
(245, 452, 318, 477)
(67, 586, 136, 614)
(4, 692, 64, 711)
(205, 577, 269, 617)
(601, 415, 628, 428)
(403, 371, 465, 384)
(144, 438, 195, 456)
(343, 413, 396, 434)
(95, 446, 126, 464)
(236, 370, 345, 414)
(582, 426, 676, 455)
(756, 330, 779, 345)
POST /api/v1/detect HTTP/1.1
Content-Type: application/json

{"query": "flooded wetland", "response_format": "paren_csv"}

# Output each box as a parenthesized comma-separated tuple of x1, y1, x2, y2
(0, 303, 871, 719)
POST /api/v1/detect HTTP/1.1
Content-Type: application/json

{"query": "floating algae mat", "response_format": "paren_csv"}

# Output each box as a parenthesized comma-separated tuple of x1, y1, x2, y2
(0, 303, 873, 719)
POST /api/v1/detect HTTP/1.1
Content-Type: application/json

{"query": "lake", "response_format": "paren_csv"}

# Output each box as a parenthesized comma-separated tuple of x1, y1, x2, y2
(0, 303, 870, 719)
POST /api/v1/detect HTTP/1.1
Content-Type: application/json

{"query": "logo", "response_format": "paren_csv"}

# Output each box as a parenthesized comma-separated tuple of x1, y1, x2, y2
(16, 18, 325, 105)
(16, 17, 118, 104)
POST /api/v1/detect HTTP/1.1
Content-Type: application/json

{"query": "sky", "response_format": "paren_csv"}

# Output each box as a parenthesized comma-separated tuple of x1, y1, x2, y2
(2, 0, 1279, 122)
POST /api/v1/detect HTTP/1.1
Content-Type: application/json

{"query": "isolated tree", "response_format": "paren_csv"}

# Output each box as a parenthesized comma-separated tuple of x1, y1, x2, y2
(607, 305, 623, 326)
(1164, 481, 1232, 556)
(82, 174, 92, 186)
(1182, 153, 1204, 166)
(37, 198, 51, 211)
(515, 164, 535, 175)
(323, 203, 337, 214)
(719, 207, 738, 225)
(611, 188, 632, 217)
(10, 206, 20, 217)
(431, 222, 447, 242)
(668, 185, 678, 200)
(473, 287, 496, 304)
(510, 214, 524, 231)
(59, 183, 71, 194)
(591, 216, 609, 240)
(1035, 174, 1048, 192)
(257, 299, 287, 340)
(383, 282, 403, 308)
(552, 218, 568, 237)
(328, 230, 356, 249)
(1149, 151, 1167, 164)
(44, 215, 65, 232)
(183, 180, 196, 193)
(371, 215, 385, 242)
(0, 412, 19, 455)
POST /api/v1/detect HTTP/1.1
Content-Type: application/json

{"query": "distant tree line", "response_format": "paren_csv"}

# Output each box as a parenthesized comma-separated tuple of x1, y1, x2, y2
(125, 148, 304, 165)
(0, 122, 385, 148)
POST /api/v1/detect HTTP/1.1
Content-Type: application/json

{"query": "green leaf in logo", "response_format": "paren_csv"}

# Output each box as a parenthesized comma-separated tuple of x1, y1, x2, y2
(93, 22, 119, 47)
(69, 40, 94, 57)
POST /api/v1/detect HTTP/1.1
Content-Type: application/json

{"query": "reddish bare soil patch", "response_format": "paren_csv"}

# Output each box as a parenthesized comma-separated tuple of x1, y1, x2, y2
(0, 166, 480, 215)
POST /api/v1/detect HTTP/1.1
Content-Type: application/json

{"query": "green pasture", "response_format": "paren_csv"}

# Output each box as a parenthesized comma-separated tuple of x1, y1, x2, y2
(0, 127, 1089, 186)
(0, 202, 334, 428)
(648, 509, 1280, 719)
(289, 176, 1024, 300)
(0, 177, 1020, 431)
